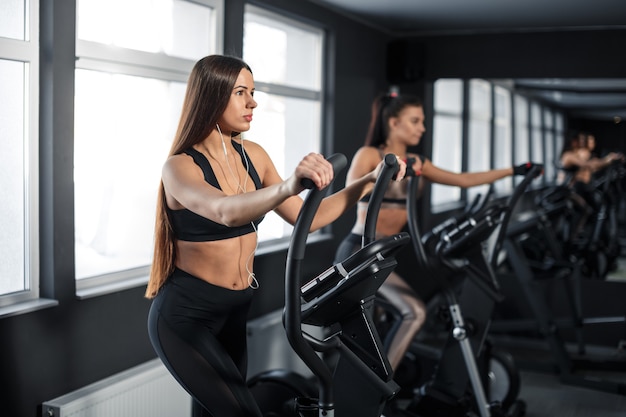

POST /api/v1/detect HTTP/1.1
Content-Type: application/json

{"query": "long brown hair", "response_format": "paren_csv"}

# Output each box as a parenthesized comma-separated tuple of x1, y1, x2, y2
(145, 55, 252, 298)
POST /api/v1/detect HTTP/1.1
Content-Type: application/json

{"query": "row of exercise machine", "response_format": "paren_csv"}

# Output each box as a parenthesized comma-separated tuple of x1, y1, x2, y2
(246, 154, 626, 416)
(490, 158, 626, 395)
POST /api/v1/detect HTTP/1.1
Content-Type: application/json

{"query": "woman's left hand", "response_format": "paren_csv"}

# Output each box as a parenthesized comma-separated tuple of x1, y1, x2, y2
(371, 155, 407, 182)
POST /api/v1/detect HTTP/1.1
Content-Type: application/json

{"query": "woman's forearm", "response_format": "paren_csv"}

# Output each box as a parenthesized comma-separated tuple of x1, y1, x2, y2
(208, 181, 294, 227)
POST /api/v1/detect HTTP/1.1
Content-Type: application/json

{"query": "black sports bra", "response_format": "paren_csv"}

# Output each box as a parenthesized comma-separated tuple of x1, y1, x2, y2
(360, 195, 407, 205)
(169, 143, 264, 242)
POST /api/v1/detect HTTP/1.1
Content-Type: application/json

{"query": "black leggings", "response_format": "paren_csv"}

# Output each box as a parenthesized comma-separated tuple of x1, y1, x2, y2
(147, 268, 261, 417)
(334, 232, 363, 264)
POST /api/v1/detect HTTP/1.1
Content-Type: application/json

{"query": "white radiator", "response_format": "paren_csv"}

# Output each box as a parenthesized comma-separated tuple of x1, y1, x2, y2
(42, 359, 191, 417)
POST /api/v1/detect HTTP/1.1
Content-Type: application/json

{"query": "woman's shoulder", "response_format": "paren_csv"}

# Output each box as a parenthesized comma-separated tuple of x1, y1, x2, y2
(165, 150, 194, 167)
(236, 136, 261, 150)
(235, 137, 276, 179)
(351, 146, 384, 167)
(235, 137, 271, 159)
(345, 146, 382, 178)
(162, 151, 202, 183)
(353, 145, 382, 159)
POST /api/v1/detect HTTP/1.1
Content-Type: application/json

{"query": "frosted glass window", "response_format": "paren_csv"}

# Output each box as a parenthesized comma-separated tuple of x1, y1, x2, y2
(1, 0, 38, 306)
(530, 128, 544, 187)
(555, 112, 564, 133)
(74, 70, 185, 279)
(77, 0, 215, 60)
(467, 118, 491, 203)
(530, 102, 542, 128)
(554, 112, 564, 164)
(528, 103, 544, 187)
(544, 129, 555, 181)
(431, 115, 462, 207)
(514, 95, 529, 165)
(244, 93, 321, 241)
(244, 6, 322, 91)
(434, 79, 463, 114)
(74, 0, 221, 288)
(543, 108, 553, 129)
(543, 109, 555, 180)
(0, 0, 26, 40)
(0, 59, 26, 295)
(494, 86, 510, 121)
(432, 78, 464, 209)
(467, 79, 492, 203)
(531, 103, 544, 164)
(493, 86, 512, 194)
(469, 79, 491, 117)
(243, 5, 324, 243)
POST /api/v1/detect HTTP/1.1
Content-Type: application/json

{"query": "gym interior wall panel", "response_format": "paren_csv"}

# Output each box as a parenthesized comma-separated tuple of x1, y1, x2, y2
(403, 29, 626, 79)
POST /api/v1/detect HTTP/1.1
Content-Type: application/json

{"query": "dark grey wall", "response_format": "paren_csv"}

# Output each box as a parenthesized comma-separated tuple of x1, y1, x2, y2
(402, 29, 626, 80)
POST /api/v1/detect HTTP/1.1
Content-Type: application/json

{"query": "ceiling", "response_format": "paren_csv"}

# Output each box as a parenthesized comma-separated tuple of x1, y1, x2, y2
(309, 0, 626, 121)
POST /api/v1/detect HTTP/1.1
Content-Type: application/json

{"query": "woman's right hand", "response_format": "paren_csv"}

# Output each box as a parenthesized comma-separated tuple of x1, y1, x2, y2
(407, 156, 423, 177)
(288, 152, 334, 193)
(606, 152, 625, 163)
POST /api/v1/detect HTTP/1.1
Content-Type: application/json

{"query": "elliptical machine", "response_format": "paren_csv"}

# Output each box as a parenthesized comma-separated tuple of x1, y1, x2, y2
(249, 153, 411, 416)
(490, 160, 626, 397)
(567, 159, 625, 279)
(381, 163, 543, 417)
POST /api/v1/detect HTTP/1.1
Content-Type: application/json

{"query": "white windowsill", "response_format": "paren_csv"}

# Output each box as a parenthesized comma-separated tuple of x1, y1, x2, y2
(0, 298, 59, 319)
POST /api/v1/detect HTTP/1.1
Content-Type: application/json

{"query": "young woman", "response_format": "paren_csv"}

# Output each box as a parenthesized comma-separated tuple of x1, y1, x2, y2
(145, 55, 405, 417)
(336, 93, 529, 371)
(558, 130, 623, 241)
(560, 131, 623, 191)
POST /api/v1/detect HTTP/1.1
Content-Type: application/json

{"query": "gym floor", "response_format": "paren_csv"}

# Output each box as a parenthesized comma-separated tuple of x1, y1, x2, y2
(519, 370, 626, 417)
(516, 257, 626, 417)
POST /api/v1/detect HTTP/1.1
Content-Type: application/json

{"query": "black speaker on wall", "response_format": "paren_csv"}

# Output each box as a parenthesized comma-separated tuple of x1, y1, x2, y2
(386, 40, 425, 84)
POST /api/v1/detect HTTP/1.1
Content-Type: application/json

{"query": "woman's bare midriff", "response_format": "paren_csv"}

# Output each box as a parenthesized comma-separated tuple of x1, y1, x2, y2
(175, 233, 258, 290)
(351, 203, 408, 237)
(574, 167, 593, 184)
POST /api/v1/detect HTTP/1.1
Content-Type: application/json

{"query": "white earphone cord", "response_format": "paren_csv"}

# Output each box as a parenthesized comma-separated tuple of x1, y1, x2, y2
(216, 124, 259, 290)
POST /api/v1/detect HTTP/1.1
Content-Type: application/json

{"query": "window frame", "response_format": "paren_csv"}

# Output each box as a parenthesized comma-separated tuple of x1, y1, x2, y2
(492, 84, 513, 195)
(430, 78, 564, 211)
(0, 0, 49, 315)
(543, 108, 556, 182)
(242, 3, 327, 247)
(466, 78, 493, 205)
(529, 101, 545, 187)
(431, 78, 464, 211)
(73, 0, 224, 298)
